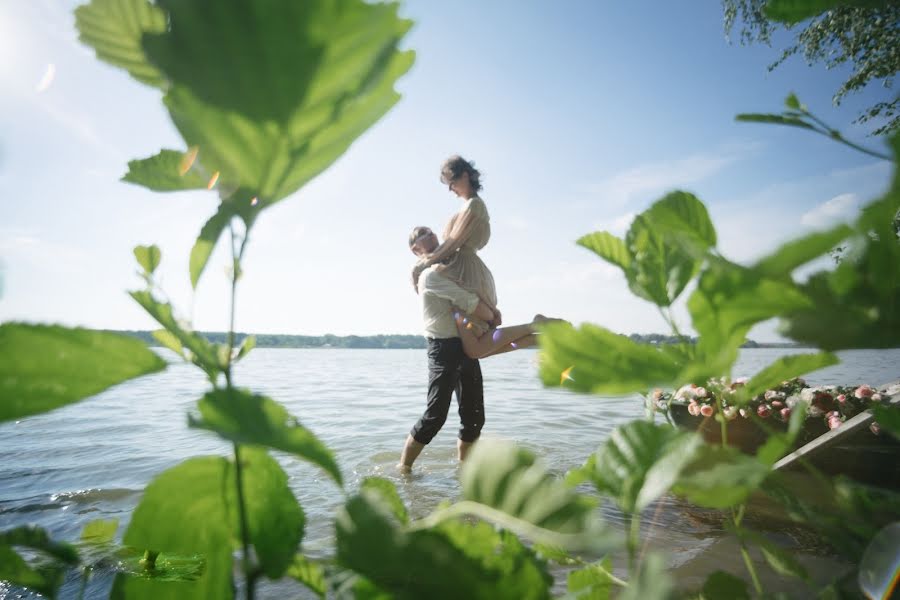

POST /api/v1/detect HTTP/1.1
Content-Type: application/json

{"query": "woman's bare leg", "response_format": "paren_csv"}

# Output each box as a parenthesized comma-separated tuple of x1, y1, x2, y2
(480, 333, 538, 358)
(455, 316, 537, 359)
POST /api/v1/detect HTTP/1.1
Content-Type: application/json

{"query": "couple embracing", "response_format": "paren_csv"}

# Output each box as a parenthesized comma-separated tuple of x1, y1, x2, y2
(398, 155, 559, 472)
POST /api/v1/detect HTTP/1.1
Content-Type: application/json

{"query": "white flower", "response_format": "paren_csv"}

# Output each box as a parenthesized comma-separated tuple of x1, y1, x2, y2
(765, 390, 786, 401)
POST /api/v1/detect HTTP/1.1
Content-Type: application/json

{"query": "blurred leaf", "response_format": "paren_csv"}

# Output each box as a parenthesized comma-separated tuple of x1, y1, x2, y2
(74, 0, 167, 88)
(235, 335, 256, 362)
(685, 262, 812, 382)
(577, 232, 631, 271)
(81, 519, 119, 544)
(532, 543, 579, 565)
(133, 244, 162, 274)
(539, 322, 682, 395)
(618, 553, 675, 600)
(567, 557, 614, 600)
(287, 555, 326, 599)
(190, 203, 236, 289)
(673, 446, 771, 508)
(625, 213, 698, 306)
(700, 570, 750, 600)
(871, 404, 900, 440)
(577, 421, 702, 513)
(0, 323, 166, 422)
(785, 93, 802, 110)
(152, 329, 185, 359)
(361, 477, 408, 525)
(0, 546, 64, 599)
(752, 225, 852, 278)
(139, 0, 414, 207)
(233, 446, 304, 579)
(460, 439, 599, 538)
(336, 490, 552, 599)
(755, 402, 808, 466)
(0, 526, 79, 564)
(739, 530, 809, 581)
(763, 0, 885, 24)
(123, 150, 209, 192)
(742, 352, 839, 402)
(189, 389, 342, 486)
(129, 291, 219, 374)
(643, 191, 717, 253)
(735, 113, 815, 130)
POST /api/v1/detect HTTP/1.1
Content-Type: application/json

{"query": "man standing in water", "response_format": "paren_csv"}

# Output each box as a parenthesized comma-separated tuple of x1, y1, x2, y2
(397, 226, 498, 473)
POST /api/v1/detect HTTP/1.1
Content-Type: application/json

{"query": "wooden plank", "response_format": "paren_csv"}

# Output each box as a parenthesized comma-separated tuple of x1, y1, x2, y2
(774, 380, 900, 471)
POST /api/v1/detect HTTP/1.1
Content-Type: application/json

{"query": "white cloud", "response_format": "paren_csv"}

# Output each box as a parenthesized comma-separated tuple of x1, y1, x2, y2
(587, 150, 744, 209)
(592, 212, 635, 236)
(800, 193, 861, 228)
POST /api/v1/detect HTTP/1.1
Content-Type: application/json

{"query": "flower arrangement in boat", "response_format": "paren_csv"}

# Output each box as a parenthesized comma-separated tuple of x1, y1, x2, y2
(652, 378, 891, 434)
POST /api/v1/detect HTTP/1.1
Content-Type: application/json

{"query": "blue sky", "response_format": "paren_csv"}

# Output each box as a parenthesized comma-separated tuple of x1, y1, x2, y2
(0, 1, 894, 341)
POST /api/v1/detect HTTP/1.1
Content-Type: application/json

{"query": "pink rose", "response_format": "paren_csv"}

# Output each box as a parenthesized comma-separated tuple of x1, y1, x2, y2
(695, 387, 708, 399)
(688, 402, 701, 416)
(855, 385, 875, 399)
(836, 394, 846, 404)
(700, 404, 714, 417)
(871, 422, 881, 435)
(771, 400, 784, 409)
(757, 405, 771, 419)
(780, 407, 791, 421)
(828, 416, 842, 430)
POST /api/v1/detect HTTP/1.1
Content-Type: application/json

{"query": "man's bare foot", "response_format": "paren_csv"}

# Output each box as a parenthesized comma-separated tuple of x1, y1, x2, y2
(397, 463, 412, 474)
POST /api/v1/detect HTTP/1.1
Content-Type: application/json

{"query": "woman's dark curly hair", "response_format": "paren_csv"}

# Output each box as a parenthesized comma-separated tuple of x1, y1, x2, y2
(440, 155, 482, 193)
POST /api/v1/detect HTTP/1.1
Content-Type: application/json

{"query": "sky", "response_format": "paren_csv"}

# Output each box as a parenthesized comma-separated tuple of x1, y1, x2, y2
(0, 0, 894, 341)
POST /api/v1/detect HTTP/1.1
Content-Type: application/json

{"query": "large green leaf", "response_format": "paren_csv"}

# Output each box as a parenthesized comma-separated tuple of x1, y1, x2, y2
(74, 0, 167, 88)
(128, 291, 221, 375)
(567, 557, 614, 600)
(573, 421, 703, 513)
(287, 555, 326, 599)
(752, 225, 852, 278)
(642, 191, 717, 253)
(741, 352, 839, 402)
(624, 214, 698, 306)
(123, 150, 209, 192)
(763, 0, 886, 24)
(577, 232, 631, 271)
(538, 322, 682, 395)
(672, 446, 771, 508)
(335, 490, 552, 600)
(459, 439, 598, 536)
(134, 0, 415, 207)
(189, 389, 342, 486)
(81, 519, 119, 545)
(233, 446, 304, 579)
(361, 477, 408, 525)
(0, 323, 166, 422)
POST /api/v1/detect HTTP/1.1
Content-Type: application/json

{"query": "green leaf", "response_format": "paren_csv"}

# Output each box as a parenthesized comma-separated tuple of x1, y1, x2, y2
(742, 352, 839, 402)
(735, 113, 815, 130)
(460, 439, 598, 535)
(140, 0, 414, 207)
(538, 321, 682, 395)
(0, 323, 166, 422)
(189, 203, 236, 289)
(81, 519, 119, 544)
(74, 0, 167, 88)
(0, 526, 79, 565)
(0, 546, 64, 599)
(151, 329, 185, 359)
(673, 446, 771, 508)
(785, 93, 802, 111)
(752, 225, 852, 278)
(189, 389, 342, 486)
(577, 232, 631, 271)
(643, 191, 717, 252)
(123, 150, 210, 192)
(361, 477, 408, 525)
(618, 553, 675, 600)
(578, 421, 702, 513)
(567, 557, 614, 600)
(133, 244, 162, 274)
(233, 446, 304, 579)
(763, 0, 885, 24)
(739, 530, 809, 581)
(871, 404, 900, 440)
(700, 570, 750, 600)
(625, 213, 699, 306)
(336, 491, 552, 599)
(532, 543, 579, 565)
(755, 402, 807, 466)
(287, 555, 326, 598)
(235, 335, 256, 362)
(129, 291, 220, 374)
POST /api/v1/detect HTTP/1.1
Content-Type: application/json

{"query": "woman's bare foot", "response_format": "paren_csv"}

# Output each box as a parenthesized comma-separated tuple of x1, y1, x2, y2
(532, 314, 567, 325)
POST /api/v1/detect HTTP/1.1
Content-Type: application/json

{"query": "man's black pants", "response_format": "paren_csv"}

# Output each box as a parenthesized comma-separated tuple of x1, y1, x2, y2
(410, 337, 484, 444)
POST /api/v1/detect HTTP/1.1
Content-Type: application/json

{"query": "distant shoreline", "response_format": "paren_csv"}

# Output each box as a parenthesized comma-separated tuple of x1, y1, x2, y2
(108, 330, 810, 350)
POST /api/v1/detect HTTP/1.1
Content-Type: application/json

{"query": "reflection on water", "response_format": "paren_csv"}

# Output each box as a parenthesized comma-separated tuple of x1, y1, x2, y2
(1, 347, 898, 597)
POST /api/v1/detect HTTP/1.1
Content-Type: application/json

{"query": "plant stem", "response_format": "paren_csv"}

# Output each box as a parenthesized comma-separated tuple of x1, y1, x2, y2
(740, 542, 763, 595)
(76, 567, 90, 600)
(627, 513, 641, 578)
(801, 110, 891, 161)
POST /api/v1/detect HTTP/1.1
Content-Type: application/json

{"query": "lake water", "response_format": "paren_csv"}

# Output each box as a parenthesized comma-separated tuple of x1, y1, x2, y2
(1, 347, 898, 598)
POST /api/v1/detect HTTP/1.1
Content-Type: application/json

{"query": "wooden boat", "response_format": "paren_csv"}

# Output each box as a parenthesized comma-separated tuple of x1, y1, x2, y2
(668, 381, 900, 490)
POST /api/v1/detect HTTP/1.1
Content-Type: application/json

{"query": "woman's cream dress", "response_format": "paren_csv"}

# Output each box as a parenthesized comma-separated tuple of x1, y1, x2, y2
(427, 196, 497, 332)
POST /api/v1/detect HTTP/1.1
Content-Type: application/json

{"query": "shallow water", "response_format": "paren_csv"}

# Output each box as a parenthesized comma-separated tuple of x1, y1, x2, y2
(1, 347, 898, 598)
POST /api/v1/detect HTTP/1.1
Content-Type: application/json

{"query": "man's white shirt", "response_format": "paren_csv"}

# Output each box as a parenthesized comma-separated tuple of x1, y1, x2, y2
(418, 266, 480, 339)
